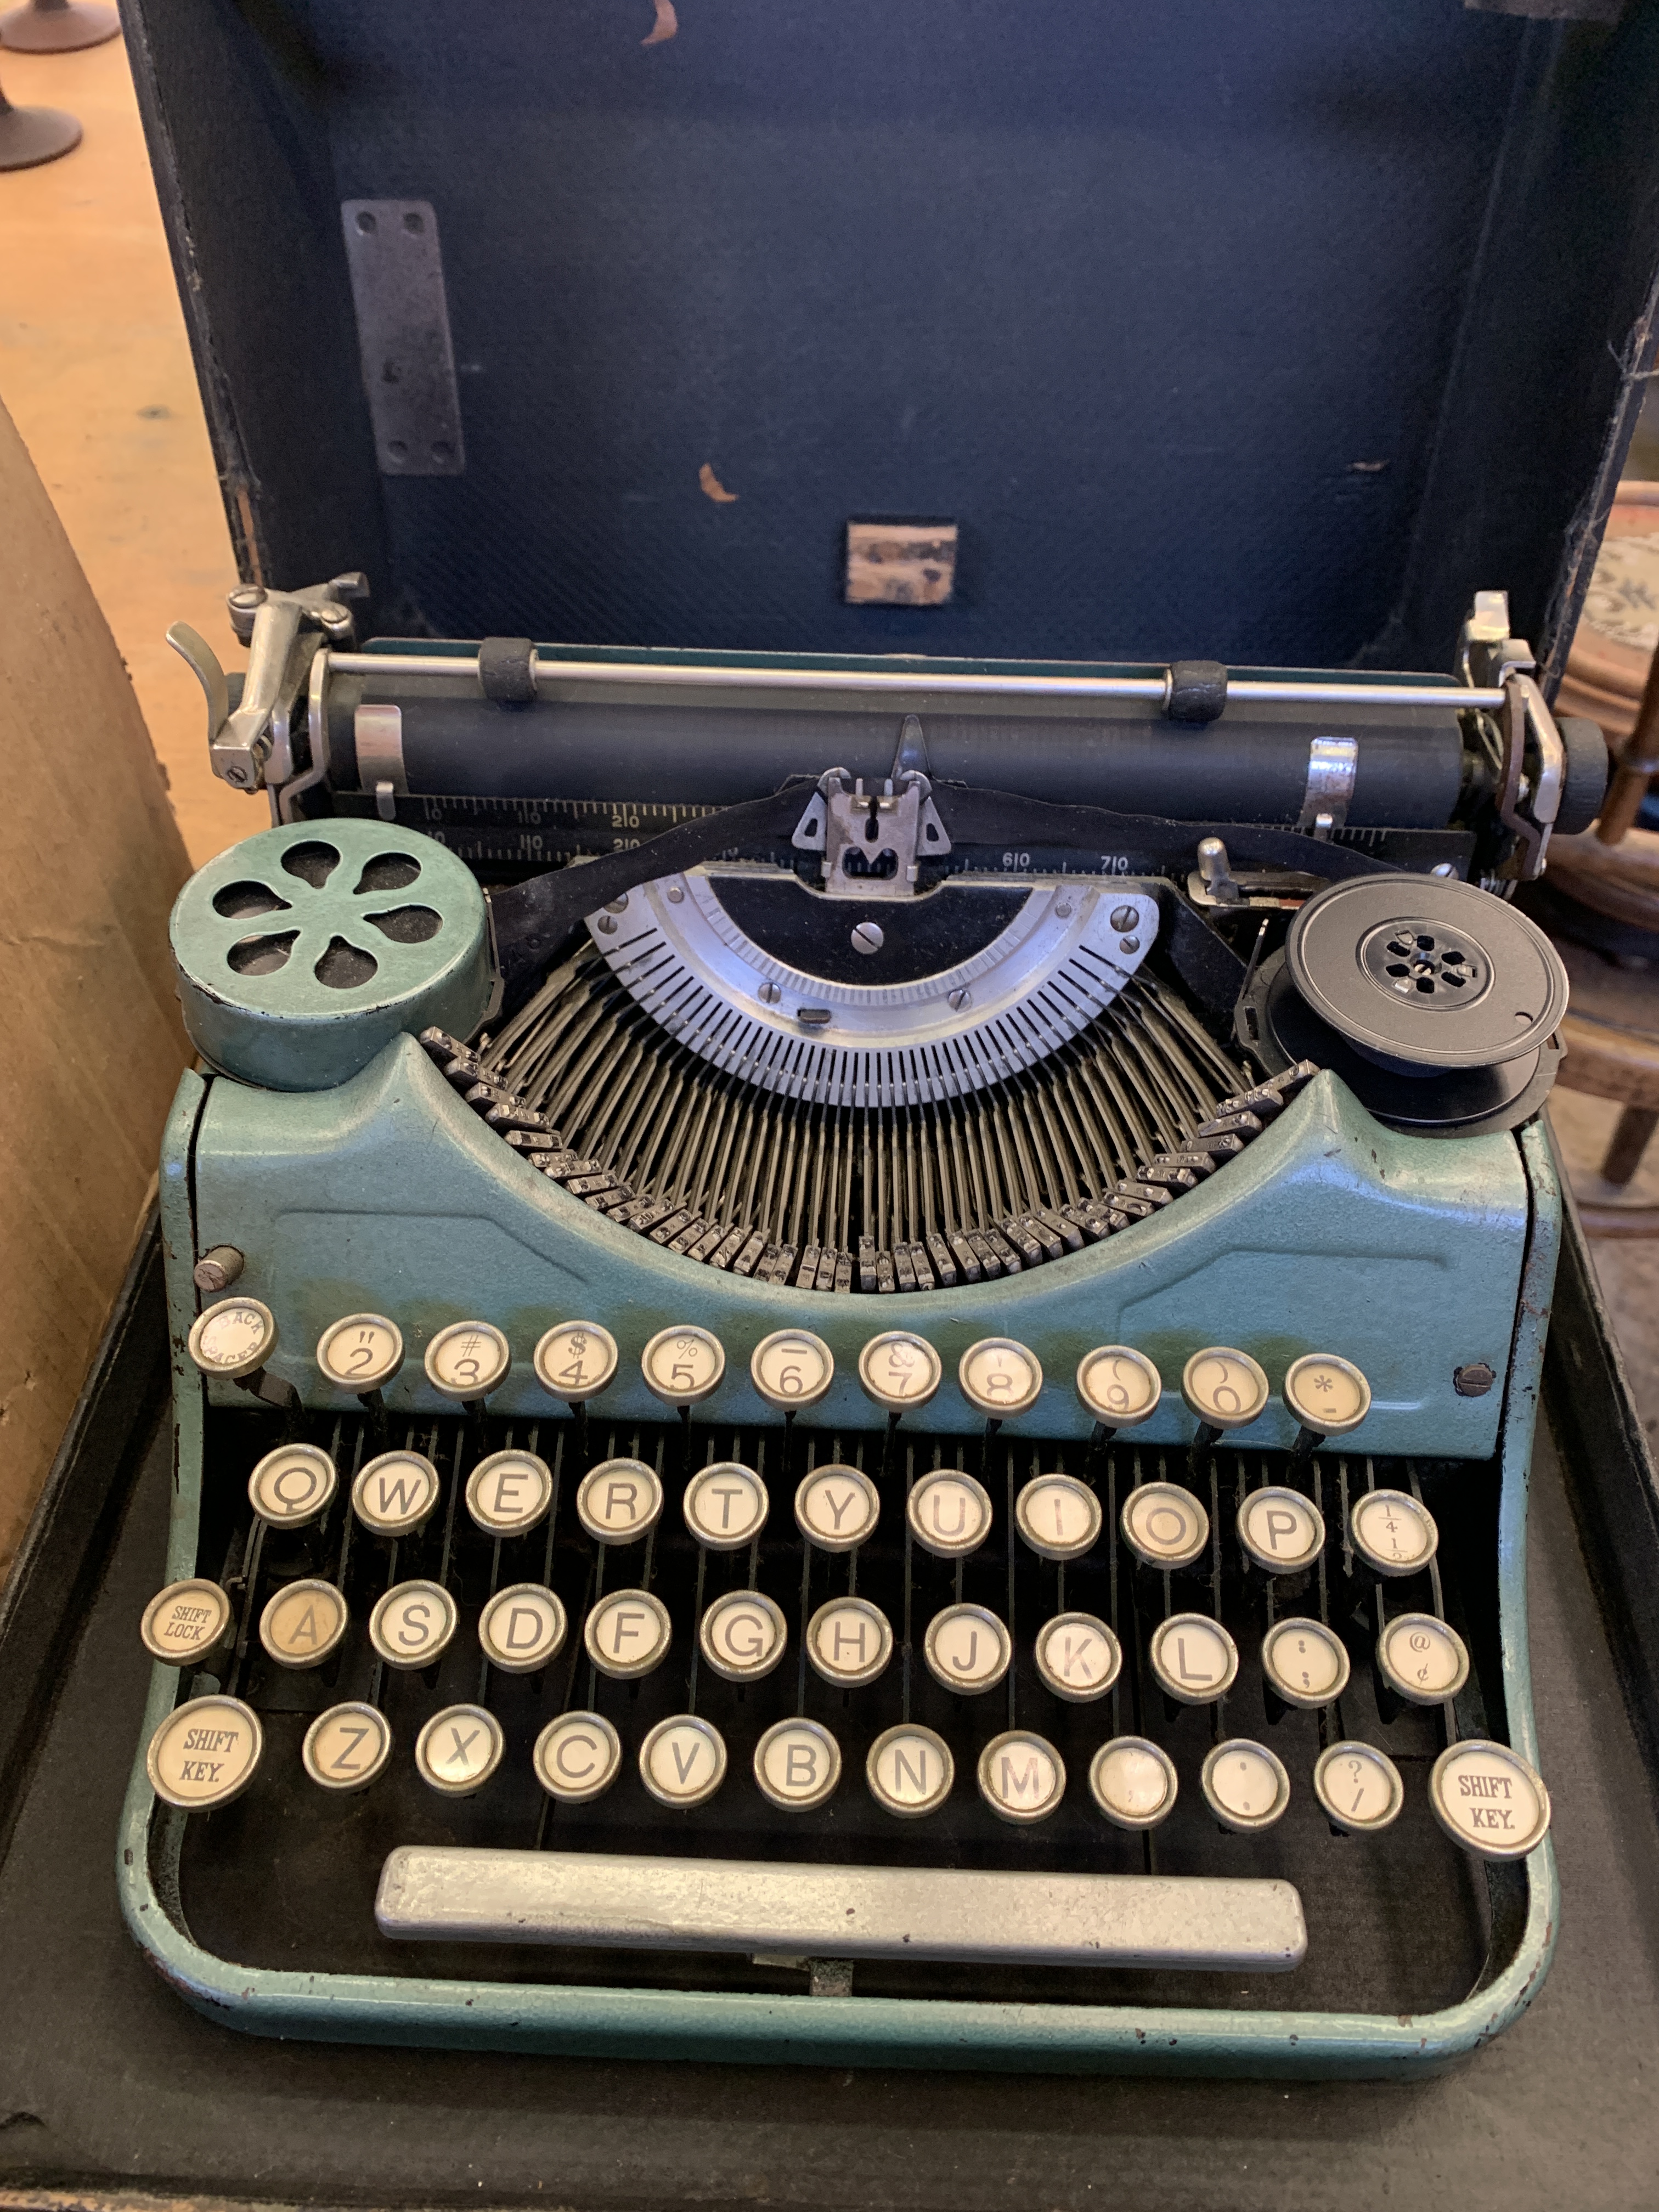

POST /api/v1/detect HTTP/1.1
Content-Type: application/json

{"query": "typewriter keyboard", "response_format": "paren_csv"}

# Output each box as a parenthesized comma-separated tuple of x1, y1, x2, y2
(145, 1324, 1550, 2013)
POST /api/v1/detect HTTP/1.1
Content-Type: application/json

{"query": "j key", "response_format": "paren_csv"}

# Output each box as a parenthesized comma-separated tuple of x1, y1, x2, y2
(923, 1604, 1012, 1696)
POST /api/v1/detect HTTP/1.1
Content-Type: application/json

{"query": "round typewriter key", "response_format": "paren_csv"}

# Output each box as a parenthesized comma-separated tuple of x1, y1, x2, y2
(478, 1582, 567, 1674)
(302, 1701, 392, 1793)
(907, 1467, 994, 1559)
(575, 1457, 663, 1545)
(639, 1714, 727, 1808)
(1181, 1346, 1271, 1430)
(1429, 1738, 1550, 1860)
(1016, 1472, 1102, 1562)
(978, 1730, 1066, 1825)
(534, 1710, 623, 1804)
(1351, 1487, 1439, 1578)
(866, 1723, 953, 1818)
(1202, 1738, 1291, 1832)
(958, 1337, 1043, 1419)
(584, 1587, 673, 1679)
(1378, 1611, 1470, 1705)
(795, 1463, 879, 1552)
(806, 1596, 893, 1687)
(1120, 1480, 1209, 1570)
(641, 1324, 725, 1408)
(148, 1695, 263, 1811)
(1261, 1616, 1351, 1709)
(751, 1328, 834, 1411)
(259, 1578, 348, 1670)
(467, 1448, 554, 1536)
(140, 1578, 232, 1666)
(1314, 1740, 1405, 1835)
(369, 1578, 458, 1670)
(353, 1449, 441, 1537)
(315, 1312, 403, 1394)
(416, 1703, 505, 1797)
(857, 1329, 943, 1413)
(1237, 1485, 1325, 1575)
(754, 1718, 842, 1811)
(188, 1297, 276, 1380)
(1149, 1612, 1240, 1705)
(533, 1319, 619, 1403)
(1034, 1611, 1122, 1703)
(682, 1460, 768, 1550)
(923, 1603, 1012, 1695)
(1283, 1352, 1372, 1437)
(1076, 1345, 1161, 1429)
(424, 1319, 511, 1400)
(1089, 1736, 1178, 1830)
(248, 1441, 336, 1527)
(699, 1588, 788, 1684)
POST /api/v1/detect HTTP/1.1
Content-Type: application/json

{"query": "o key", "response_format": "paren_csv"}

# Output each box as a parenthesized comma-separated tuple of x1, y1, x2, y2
(1034, 1611, 1122, 1703)
(146, 1694, 263, 1811)
(416, 1704, 505, 1797)
(639, 1714, 727, 1808)
(534, 1711, 623, 1804)
(141, 1579, 233, 1666)
(315, 1313, 403, 1396)
(533, 1320, 619, 1404)
(641, 1324, 725, 1409)
(1120, 1480, 1209, 1571)
(303, 1702, 392, 1793)
(466, 1449, 554, 1537)
(249, 1442, 337, 1528)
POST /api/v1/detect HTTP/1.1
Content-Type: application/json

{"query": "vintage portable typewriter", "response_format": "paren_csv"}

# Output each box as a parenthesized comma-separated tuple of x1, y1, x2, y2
(122, 577, 1603, 2074)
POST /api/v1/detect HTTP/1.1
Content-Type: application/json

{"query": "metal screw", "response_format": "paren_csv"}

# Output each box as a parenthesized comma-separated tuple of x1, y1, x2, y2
(1453, 1362, 1497, 1398)
(758, 981, 782, 1004)
(193, 1245, 245, 1294)
(605, 895, 629, 914)
(596, 914, 617, 934)
(1109, 904, 1139, 932)
(851, 922, 884, 956)
(948, 987, 972, 1011)
(1430, 862, 1457, 879)
(1119, 936, 1141, 954)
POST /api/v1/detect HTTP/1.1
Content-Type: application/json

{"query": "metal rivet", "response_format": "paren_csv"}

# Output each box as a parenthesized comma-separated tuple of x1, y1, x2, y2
(666, 883, 685, 904)
(605, 896, 629, 914)
(1054, 900, 1073, 920)
(1109, 904, 1139, 931)
(1119, 936, 1140, 954)
(851, 922, 884, 956)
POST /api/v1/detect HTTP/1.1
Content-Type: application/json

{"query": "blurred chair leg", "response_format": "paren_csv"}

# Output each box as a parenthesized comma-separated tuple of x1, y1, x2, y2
(0, 0, 120, 52)
(1602, 1104, 1659, 1188)
(0, 74, 80, 168)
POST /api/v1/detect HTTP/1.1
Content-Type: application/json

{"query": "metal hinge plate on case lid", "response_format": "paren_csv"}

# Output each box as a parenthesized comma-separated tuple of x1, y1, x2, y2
(341, 200, 465, 478)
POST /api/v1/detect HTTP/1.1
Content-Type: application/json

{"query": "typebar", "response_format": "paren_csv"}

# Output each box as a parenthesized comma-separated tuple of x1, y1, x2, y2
(375, 1848, 1308, 1971)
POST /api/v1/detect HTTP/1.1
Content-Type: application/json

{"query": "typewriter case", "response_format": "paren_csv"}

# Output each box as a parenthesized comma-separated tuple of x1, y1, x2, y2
(114, 0, 1659, 2076)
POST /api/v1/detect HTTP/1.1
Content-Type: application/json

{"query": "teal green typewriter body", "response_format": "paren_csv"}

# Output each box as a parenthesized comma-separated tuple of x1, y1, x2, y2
(120, 622, 1582, 2077)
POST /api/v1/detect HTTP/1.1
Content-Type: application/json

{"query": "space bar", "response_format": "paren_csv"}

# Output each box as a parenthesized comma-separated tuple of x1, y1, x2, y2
(376, 1847, 1308, 1971)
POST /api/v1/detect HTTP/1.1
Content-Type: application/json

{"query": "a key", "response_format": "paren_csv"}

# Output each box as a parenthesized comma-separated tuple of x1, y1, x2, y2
(369, 1579, 458, 1670)
(639, 1715, 727, 1808)
(754, 1718, 842, 1812)
(1376, 1611, 1469, 1705)
(353, 1449, 442, 1537)
(478, 1583, 567, 1673)
(866, 1723, 954, 1818)
(424, 1320, 511, 1413)
(1120, 1480, 1210, 1571)
(1181, 1345, 1271, 1463)
(794, 1463, 879, 1551)
(248, 1442, 337, 1528)
(1282, 1352, 1372, 1462)
(466, 1448, 554, 1537)
(1313, 1740, 1404, 1835)
(907, 1468, 994, 1559)
(140, 1579, 232, 1666)
(750, 1328, 834, 1412)
(1202, 1739, 1291, 1832)
(923, 1603, 1012, 1696)
(699, 1590, 788, 1684)
(1149, 1612, 1239, 1705)
(258, 1578, 349, 1670)
(1015, 1472, 1102, 1562)
(1236, 1486, 1325, 1576)
(575, 1457, 664, 1545)
(302, 1702, 392, 1793)
(534, 1711, 623, 1804)
(1033, 1611, 1121, 1703)
(1260, 1616, 1351, 1709)
(977, 1730, 1066, 1825)
(682, 1461, 768, 1550)
(1088, 1736, 1178, 1830)
(805, 1596, 893, 1687)
(315, 1312, 404, 1405)
(416, 1705, 505, 1797)
(641, 1324, 725, 1409)
(1427, 1739, 1551, 1860)
(584, 1587, 673, 1679)
(146, 1694, 263, 1811)
(1350, 1487, 1438, 1578)
(1075, 1344, 1162, 1448)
